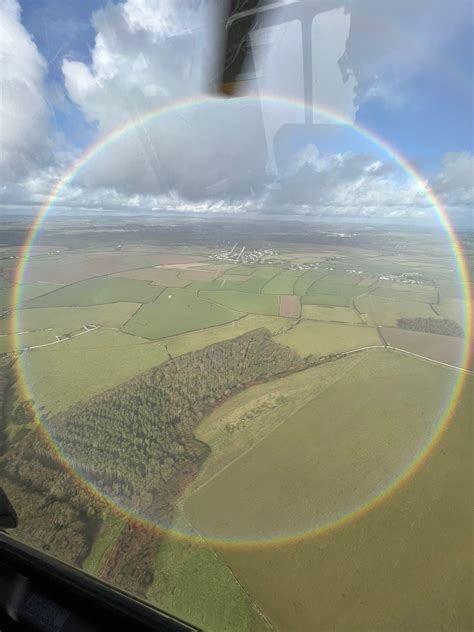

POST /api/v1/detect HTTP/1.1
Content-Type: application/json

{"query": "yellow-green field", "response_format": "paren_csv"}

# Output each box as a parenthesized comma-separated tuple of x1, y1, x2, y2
(3, 303, 140, 335)
(275, 320, 381, 357)
(166, 314, 294, 358)
(355, 294, 439, 326)
(1, 282, 63, 306)
(147, 523, 271, 632)
(179, 353, 364, 500)
(301, 292, 353, 307)
(0, 330, 58, 352)
(122, 288, 243, 339)
(301, 304, 363, 323)
(183, 352, 470, 630)
(20, 328, 169, 414)
(199, 290, 279, 316)
(26, 277, 163, 307)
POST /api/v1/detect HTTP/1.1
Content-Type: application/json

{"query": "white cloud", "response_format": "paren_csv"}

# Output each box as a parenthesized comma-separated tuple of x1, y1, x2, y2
(264, 145, 432, 218)
(60, 0, 359, 203)
(431, 152, 474, 208)
(2, 0, 471, 223)
(0, 0, 52, 180)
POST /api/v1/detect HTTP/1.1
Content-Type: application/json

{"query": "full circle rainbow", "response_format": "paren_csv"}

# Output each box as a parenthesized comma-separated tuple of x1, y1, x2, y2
(11, 95, 473, 548)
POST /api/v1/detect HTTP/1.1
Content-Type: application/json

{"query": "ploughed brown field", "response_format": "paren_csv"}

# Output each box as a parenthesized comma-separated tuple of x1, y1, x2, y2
(279, 294, 301, 318)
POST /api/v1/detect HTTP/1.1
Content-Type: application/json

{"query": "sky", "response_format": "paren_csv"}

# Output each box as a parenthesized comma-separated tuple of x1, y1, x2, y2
(0, 0, 473, 222)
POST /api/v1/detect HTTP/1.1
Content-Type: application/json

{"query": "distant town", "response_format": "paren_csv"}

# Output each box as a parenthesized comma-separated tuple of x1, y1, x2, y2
(210, 245, 429, 284)
(210, 244, 279, 265)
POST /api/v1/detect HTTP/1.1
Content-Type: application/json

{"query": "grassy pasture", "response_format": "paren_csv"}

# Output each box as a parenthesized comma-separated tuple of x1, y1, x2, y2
(301, 304, 362, 324)
(184, 353, 470, 631)
(20, 329, 169, 414)
(356, 294, 440, 326)
(166, 314, 293, 358)
(435, 297, 471, 330)
(122, 288, 242, 339)
(181, 353, 364, 500)
(319, 273, 361, 285)
(371, 286, 438, 303)
(0, 330, 58, 352)
(189, 275, 270, 293)
(357, 277, 376, 287)
(147, 523, 271, 632)
(199, 290, 279, 316)
(436, 280, 465, 299)
(301, 293, 351, 307)
(307, 280, 365, 297)
(113, 267, 190, 287)
(276, 320, 380, 357)
(261, 274, 296, 295)
(293, 274, 318, 296)
(26, 277, 163, 308)
(2, 303, 140, 335)
(1, 282, 62, 307)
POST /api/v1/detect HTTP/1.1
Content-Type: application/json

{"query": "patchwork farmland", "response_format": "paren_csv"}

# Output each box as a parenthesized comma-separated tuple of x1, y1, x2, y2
(1, 231, 471, 632)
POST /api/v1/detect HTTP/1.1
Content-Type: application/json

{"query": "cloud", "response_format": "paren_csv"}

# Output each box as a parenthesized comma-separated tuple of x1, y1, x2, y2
(431, 152, 474, 208)
(3, 0, 471, 224)
(345, 0, 472, 108)
(61, 0, 359, 203)
(263, 145, 432, 218)
(0, 0, 52, 180)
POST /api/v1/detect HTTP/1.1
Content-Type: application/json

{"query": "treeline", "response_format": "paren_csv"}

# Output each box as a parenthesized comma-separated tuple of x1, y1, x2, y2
(50, 329, 305, 521)
(396, 317, 463, 337)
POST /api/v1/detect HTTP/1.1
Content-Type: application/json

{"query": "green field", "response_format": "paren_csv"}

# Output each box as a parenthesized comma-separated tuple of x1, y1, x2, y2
(147, 528, 271, 632)
(3, 303, 140, 335)
(1, 282, 63, 306)
(276, 320, 380, 357)
(26, 277, 163, 307)
(293, 275, 316, 296)
(122, 288, 243, 339)
(261, 273, 297, 295)
(180, 354, 364, 500)
(20, 328, 169, 414)
(435, 297, 469, 329)
(183, 352, 470, 630)
(199, 290, 279, 316)
(190, 267, 278, 293)
(0, 330, 58, 352)
(301, 304, 363, 324)
(371, 286, 438, 303)
(189, 276, 268, 293)
(436, 280, 465, 299)
(301, 293, 352, 307)
(166, 314, 293, 358)
(307, 280, 365, 297)
(356, 294, 440, 326)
